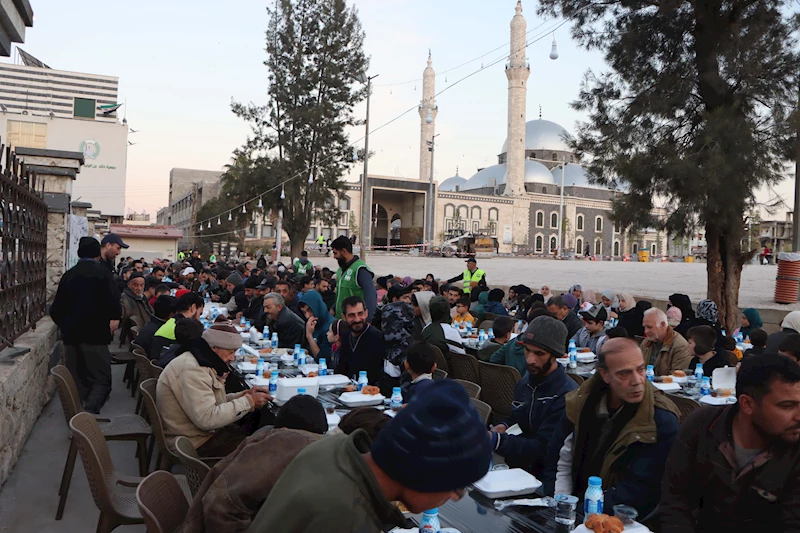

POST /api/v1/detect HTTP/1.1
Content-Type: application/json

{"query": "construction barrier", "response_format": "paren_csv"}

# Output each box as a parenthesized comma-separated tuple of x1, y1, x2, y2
(775, 252, 800, 304)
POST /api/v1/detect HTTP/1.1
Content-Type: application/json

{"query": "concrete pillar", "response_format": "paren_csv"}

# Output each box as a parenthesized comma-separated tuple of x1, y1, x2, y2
(16, 148, 85, 301)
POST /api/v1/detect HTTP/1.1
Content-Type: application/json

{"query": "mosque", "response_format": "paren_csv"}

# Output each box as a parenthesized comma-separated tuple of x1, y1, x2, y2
(247, 1, 668, 258)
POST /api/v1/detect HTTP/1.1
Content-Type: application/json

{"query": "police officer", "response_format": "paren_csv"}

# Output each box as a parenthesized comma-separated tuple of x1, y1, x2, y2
(447, 257, 486, 294)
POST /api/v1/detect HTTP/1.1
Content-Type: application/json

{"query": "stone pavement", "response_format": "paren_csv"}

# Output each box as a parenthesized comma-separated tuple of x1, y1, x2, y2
(0, 349, 147, 532)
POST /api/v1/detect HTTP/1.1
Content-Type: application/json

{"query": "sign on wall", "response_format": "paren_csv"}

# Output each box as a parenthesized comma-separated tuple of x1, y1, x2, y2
(503, 224, 513, 245)
(67, 215, 89, 269)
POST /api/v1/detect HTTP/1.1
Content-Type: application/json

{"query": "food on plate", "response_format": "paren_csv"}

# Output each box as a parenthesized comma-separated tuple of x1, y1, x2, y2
(710, 388, 733, 398)
(258, 348, 272, 354)
(249, 357, 259, 364)
(307, 371, 318, 377)
(577, 347, 591, 353)
(672, 370, 686, 378)
(343, 384, 357, 392)
(585, 513, 624, 533)
(661, 376, 673, 383)
(362, 385, 381, 395)
(392, 501, 409, 513)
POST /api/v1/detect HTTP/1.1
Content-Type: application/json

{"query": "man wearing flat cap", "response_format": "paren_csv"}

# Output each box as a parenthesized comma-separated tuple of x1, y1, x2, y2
(50, 236, 122, 413)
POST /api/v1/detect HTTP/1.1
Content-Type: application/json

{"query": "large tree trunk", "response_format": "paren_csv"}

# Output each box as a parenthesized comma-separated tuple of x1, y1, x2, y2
(706, 223, 743, 334)
(288, 228, 307, 260)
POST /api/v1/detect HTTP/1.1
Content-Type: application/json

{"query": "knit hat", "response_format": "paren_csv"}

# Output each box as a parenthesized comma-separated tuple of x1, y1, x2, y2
(370, 379, 491, 492)
(226, 271, 244, 286)
(275, 395, 327, 435)
(201, 323, 243, 350)
(128, 271, 145, 281)
(244, 276, 260, 289)
(517, 315, 569, 357)
(77, 236, 101, 258)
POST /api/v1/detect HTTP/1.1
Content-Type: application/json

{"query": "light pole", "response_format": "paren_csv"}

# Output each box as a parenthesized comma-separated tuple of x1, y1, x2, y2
(426, 133, 440, 247)
(557, 161, 567, 257)
(358, 73, 378, 261)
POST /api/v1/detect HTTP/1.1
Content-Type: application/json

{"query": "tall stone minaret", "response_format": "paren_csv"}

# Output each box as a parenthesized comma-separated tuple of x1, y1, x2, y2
(504, 1, 529, 196)
(418, 52, 437, 182)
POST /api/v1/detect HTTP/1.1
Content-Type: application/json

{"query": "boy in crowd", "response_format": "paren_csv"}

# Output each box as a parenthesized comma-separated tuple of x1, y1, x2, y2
(401, 341, 438, 403)
(453, 297, 476, 327)
(746, 328, 767, 358)
(478, 316, 514, 362)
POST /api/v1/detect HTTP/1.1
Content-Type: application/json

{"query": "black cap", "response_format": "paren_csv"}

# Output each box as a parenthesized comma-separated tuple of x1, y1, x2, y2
(101, 233, 129, 249)
(466, 257, 477, 264)
(128, 271, 145, 281)
(579, 304, 608, 323)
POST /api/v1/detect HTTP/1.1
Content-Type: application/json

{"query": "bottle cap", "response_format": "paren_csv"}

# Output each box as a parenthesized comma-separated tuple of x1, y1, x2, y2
(359, 370, 367, 376)
(393, 387, 401, 393)
(588, 476, 602, 486)
(258, 358, 263, 363)
(423, 508, 438, 514)
(270, 370, 278, 377)
(319, 358, 326, 364)
(646, 365, 653, 370)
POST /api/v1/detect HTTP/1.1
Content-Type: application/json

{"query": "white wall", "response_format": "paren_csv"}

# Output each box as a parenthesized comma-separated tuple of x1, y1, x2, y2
(0, 113, 128, 216)
(119, 237, 177, 263)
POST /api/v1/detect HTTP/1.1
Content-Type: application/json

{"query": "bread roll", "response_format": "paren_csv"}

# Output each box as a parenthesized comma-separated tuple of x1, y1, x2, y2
(601, 515, 624, 533)
(672, 370, 686, 377)
(585, 513, 608, 531)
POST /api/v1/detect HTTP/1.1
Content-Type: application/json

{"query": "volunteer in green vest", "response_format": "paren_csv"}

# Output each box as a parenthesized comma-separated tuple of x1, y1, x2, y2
(209, 253, 217, 263)
(447, 257, 486, 294)
(331, 235, 377, 321)
(294, 250, 313, 276)
(178, 250, 186, 260)
(316, 234, 325, 251)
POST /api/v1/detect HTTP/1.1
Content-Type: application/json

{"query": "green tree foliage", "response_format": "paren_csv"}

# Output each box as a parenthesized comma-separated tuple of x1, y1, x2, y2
(229, 0, 368, 258)
(540, 0, 800, 330)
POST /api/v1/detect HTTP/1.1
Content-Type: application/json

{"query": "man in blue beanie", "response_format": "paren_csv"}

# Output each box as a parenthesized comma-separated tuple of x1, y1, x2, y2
(248, 380, 492, 532)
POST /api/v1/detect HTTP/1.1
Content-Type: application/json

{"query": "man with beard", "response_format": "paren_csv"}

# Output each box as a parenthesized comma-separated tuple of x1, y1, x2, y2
(335, 296, 386, 384)
(100, 233, 129, 273)
(120, 271, 153, 338)
(659, 354, 800, 533)
(544, 338, 680, 518)
(331, 235, 376, 321)
(262, 292, 306, 349)
(489, 316, 578, 478)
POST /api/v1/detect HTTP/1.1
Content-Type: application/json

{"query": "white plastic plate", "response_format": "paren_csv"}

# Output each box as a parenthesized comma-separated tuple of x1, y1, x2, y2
(339, 391, 385, 407)
(472, 468, 542, 499)
(652, 382, 681, 392)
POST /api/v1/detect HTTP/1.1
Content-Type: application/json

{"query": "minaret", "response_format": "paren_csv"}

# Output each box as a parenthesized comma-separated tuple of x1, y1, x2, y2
(418, 52, 437, 182)
(504, 1, 529, 196)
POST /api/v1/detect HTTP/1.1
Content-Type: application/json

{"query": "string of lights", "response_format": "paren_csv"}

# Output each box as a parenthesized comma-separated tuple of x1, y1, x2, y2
(194, 17, 571, 234)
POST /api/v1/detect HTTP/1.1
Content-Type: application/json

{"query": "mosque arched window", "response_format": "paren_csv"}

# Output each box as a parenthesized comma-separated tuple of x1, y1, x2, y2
(633, 243, 639, 254)
(576, 238, 583, 255)
(614, 241, 620, 256)
(488, 208, 499, 221)
(552, 152, 558, 161)
(535, 235, 543, 252)
(595, 216, 603, 232)
(550, 212, 558, 229)
(595, 238, 602, 255)
(550, 236, 557, 252)
(577, 215, 584, 231)
(458, 205, 468, 220)
(338, 197, 350, 211)
(536, 211, 544, 228)
(444, 204, 455, 218)
(471, 207, 481, 221)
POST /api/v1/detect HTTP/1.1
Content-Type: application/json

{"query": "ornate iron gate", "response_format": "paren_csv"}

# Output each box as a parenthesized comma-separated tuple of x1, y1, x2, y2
(0, 142, 48, 350)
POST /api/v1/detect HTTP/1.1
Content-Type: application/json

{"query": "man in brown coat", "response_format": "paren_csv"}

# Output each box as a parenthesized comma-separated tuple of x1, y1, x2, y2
(640, 307, 692, 376)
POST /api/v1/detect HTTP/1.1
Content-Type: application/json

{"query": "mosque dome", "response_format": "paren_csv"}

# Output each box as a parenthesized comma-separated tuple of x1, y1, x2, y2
(524, 160, 556, 184)
(501, 119, 571, 154)
(463, 164, 507, 190)
(549, 164, 600, 188)
(439, 174, 467, 192)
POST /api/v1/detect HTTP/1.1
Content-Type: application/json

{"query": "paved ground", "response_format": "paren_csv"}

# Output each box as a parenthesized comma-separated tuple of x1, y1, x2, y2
(0, 357, 146, 533)
(305, 253, 791, 310)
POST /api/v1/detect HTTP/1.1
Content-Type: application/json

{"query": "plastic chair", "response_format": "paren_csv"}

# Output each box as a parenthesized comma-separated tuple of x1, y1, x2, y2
(51, 366, 152, 520)
(139, 378, 182, 472)
(432, 368, 448, 380)
(667, 394, 701, 424)
(450, 352, 481, 383)
(567, 373, 585, 385)
(69, 413, 145, 532)
(131, 315, 146, 329)
(431, 345, 449, 374)
(454, 378, 481, 399)
(478, 361, 521, 424)
(471, 397, 492, 426)
(478, 320, 494, 332)
(484, 312, 498, 322)
(133, 354, 152, 415)
(149, 360, 164, 379)
(174, 436, 217, 498)
(136, 471, 190, 533)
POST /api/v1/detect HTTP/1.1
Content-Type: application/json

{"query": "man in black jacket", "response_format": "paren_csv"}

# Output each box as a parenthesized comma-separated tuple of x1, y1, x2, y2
(262, 292, 306, 348)
(136, 295, 177, 356)
(50, 237, 122, 413)
(548, 295, 584, 351)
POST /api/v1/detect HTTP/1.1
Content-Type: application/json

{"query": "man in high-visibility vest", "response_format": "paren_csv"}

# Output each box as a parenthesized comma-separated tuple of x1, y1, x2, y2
(447, 257, 486, 294)
(316, 234, 325, 251)
(331, 235, 376, 320)
(294, 250, 313, 275)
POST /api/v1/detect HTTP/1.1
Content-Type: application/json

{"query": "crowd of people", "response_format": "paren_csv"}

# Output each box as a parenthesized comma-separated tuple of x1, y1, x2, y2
(48, 232, 800, 533)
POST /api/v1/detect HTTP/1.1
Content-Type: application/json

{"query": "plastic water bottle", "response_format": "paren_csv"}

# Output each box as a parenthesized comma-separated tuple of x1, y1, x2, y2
(297, 388, 306, 395)
(297, 349, 306, 366)
(419, 509, 441, 532)
(240, 316, 246, 326)
(294, 344, 301, 361)
(357, 371, 368, 391)
(721, 329, 726, 338)
(735, 331, 744, 343)
(701, 376, 711, 396)
(466, 322, 473, 334)
(488, 328, 495, 340)
(255, 358, 265, 378)
(479, 329, 486, 343)
(646, 364, 655, 382)
(694, 363, 704, 382)
(262, 326, 270, 340)
(568, 339, 577, 369)
(390, 387, 403, 410)
(584, 477, 604, 518)
(318, 358, 328, 376)
(268, 370, 278, 394)
(271, 333, 279, 350)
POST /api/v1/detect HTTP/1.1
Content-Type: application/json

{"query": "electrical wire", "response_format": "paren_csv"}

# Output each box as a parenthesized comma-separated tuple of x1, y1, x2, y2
(193, 18, 571, 230)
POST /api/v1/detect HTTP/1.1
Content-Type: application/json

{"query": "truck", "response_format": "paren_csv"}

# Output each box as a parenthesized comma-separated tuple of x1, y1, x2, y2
(427, 230, 499, 257)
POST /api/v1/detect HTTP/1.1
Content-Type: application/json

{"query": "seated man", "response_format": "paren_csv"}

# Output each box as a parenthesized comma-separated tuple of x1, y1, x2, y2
(400, 341, 437, 403)
(157, 323, 273, 456)
(544, 337, 680, 518)
(478, 316, 514, 362)
(548, 295, 584, 349)
(659, 354, 800, 533)
(572, 304, 609, 353)
(640, 307, 692, 375)
(490, 316, 578, 477)
(686, 325, 732, 376)
(120, 271, 153, 329)
(422, 295, 466, 356)
(745, 328, 768, 358)
(779, 333, 800, 363)
(136, 295, 177, 356)
(453, 296, 477, 327)
(336, 296, 386, 384)
(484, 288, 510, 317)
(248, 379, 492, 532)
(149, 291, 204, 361)
(262, 292, 306, 349)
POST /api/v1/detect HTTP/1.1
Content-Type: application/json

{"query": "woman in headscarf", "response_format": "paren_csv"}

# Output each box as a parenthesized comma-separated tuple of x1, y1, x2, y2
(676, 298, 726, 353)
(410, 290, 434, 341)
(668, 294, 695, 324)
(666, 306, 682, 328)
(538, 285, 553, 303)
(568, 284, 583, 307)
(601, 289, 619, 317)
(471, 288, 489, 323)
(375, 276, 389, 306)
(615, 292, 644, 338)
(735, 308, 763, 340)
(766, 311, 800, 353)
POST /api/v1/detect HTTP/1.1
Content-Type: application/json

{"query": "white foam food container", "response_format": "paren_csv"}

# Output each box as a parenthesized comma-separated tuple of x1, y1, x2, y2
(276, 377, 319, 402)
(317, 374, 350, 387)
(652, 382, 681, 392)
(299, 364, 319, 375)
(700, 395, 737, 405)
(472, 468, 542, 498)
(712, 366, 736, 390)
(576, 353, 596, 363)
(339, 391, 385, 407)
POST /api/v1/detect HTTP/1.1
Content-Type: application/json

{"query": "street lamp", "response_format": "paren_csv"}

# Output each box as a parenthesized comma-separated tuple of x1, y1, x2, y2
(426, 134, 440, 245)
(557, 161, 567, 257)
(359, 72, 379, 261)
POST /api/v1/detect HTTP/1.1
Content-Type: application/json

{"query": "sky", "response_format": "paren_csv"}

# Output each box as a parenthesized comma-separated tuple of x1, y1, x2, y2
(14, 0, 797, 221)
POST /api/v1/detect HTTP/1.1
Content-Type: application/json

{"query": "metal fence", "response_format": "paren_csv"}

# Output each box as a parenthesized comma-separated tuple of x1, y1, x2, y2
(0, 143, 48, 350)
